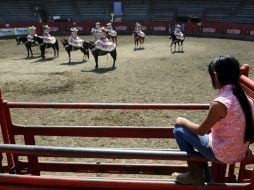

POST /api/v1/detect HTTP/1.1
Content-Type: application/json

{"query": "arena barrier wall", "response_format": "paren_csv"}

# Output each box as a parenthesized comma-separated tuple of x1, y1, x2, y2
(0, 21, 254, 40)
(0, 64, 254, 189)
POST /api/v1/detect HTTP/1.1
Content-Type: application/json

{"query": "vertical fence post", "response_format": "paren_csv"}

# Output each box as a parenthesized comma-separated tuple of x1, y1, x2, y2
(0, 88, 15, 172)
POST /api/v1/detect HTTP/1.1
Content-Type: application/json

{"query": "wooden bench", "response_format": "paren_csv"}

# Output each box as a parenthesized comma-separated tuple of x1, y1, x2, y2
(0, 64, 253, 189)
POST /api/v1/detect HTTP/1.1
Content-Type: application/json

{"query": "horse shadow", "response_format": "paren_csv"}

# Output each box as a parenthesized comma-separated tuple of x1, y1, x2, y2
(82, 66, 116, 74)
(60, 60, 87, 65)
(133, 47, 145, 51)
(31, 57, 57, 63)
(172, 50, 185, 54)
(13, 55, 41, 60)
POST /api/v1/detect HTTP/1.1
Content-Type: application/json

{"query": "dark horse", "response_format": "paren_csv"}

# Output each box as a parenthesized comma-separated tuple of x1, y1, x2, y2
(16, 36, 38, 58)
(34, 36, 59, 59)
(107, 32, 117, 45)
(133, 32, 145, 49)
(61, 39, 89, 63)
(83, 41, 117, 69)
(169, 33, 185, 53)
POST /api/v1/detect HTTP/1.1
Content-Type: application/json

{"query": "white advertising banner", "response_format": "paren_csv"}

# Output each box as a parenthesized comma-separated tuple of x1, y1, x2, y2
(0, 28, 15, 36)
(15, 27, 30, 35)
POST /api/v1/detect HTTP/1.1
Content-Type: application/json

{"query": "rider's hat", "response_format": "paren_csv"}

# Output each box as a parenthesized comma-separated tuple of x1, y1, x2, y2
(70, 27, 78, 32)
(106, 22, 112, 26)
(95, 22, 101, 25)
(42, 25, 50, 30)
(29, 26, 36, 30)
(137, 23, 141, 27)
(176, 24, 181, 28)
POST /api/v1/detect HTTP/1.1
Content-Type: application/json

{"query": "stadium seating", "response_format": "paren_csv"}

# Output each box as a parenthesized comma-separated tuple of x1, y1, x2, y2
(0, 0, 37, 23)
(76, 0, 111, 21)
(0, 0, 254, 24)
(123, 0, 149, 21)
(46, 0, 80, 22)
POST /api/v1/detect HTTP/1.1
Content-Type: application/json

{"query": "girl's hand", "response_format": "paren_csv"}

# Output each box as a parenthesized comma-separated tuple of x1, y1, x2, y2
(175, 117, 188, 126)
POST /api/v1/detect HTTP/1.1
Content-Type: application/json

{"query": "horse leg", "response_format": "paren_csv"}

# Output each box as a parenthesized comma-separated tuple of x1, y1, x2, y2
(110, 50, 117, 68)
(30, 47, 33, 58)
(26, 46, 30, 58)
(94, 54, 98, 69)
(40, 46, 45, 59)
(53, 47, 56, 57)
(68, 51, 71, 63)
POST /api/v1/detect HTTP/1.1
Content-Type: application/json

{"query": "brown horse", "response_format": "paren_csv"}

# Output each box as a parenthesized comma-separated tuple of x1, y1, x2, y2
(61, 39, 89, 63)
(133, 32, 145, 49)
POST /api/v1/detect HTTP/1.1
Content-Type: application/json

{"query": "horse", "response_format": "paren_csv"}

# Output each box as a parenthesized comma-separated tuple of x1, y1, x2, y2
(133, 32, 145, 49)
(83, 41, 117, 69)
(61, 39, 89, 63)
(169, 33, 185, 53)
(16, 36, 37, 58)
(34, 36, 59, 59)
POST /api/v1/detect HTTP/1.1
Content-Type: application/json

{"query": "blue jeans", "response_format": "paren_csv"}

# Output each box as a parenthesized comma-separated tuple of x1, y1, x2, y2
(173, 125, 219, 182)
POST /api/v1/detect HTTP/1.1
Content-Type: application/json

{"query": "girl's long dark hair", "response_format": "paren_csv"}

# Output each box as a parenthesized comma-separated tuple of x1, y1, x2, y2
(208, 55, 254, 143)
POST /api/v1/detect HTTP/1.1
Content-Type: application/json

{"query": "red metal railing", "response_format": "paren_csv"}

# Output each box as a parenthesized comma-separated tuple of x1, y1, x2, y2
(0, 64, 253, 189)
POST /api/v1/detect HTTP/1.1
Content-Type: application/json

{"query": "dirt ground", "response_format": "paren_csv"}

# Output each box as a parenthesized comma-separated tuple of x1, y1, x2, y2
(0, 35, 254, 177)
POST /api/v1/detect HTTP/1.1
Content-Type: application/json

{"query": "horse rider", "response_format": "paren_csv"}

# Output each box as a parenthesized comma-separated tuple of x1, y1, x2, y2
(174, 24, 184, 40)
(27, 26, 37, 44)
(134, 22, 145, 38)
(68, 27, 84, 48)
(106, 22, 117, 37)
(91, 22, 102, 40)
(94, 27, 116, 52)
(42, 25, 56, 44)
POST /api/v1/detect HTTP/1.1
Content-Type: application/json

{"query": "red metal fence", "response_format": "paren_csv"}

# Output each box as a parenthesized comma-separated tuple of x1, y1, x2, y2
(0, 64, 253, 189)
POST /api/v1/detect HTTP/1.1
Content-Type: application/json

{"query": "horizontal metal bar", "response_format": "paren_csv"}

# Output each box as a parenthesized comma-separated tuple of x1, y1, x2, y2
(0, 144, 206, 161)
(0, 174, 251, 190)
(240, 75, 254, 91)
(12, 125, 175, 138)
(7, 102, 210, 110)
(18, 161, 187, 175)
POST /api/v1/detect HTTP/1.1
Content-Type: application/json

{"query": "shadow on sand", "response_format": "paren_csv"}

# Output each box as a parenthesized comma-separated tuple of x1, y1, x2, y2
(60, 60, 87, 65)
(133, 47, 145, 51)
(81, 66, 116, 74)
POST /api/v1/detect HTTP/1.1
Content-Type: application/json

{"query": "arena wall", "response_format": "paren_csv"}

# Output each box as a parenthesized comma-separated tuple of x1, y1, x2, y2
(1, 21, 254, 40)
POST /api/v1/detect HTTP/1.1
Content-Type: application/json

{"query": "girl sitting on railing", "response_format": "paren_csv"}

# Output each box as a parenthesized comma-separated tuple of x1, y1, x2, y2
(173, 55, 254, 187)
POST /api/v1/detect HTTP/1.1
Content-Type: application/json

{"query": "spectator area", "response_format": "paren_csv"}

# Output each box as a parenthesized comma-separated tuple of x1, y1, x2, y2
(0, 0, 254, 24)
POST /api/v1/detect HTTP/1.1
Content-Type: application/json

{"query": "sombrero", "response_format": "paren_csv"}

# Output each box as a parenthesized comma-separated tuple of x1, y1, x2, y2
(42, 25, 50, 29)
(29, 26, 36, 30)
(106, 22, 112, 26)
(95, 22, 101, 25)
(176, 24, 181, 28)
(70, 27, 78, 32)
